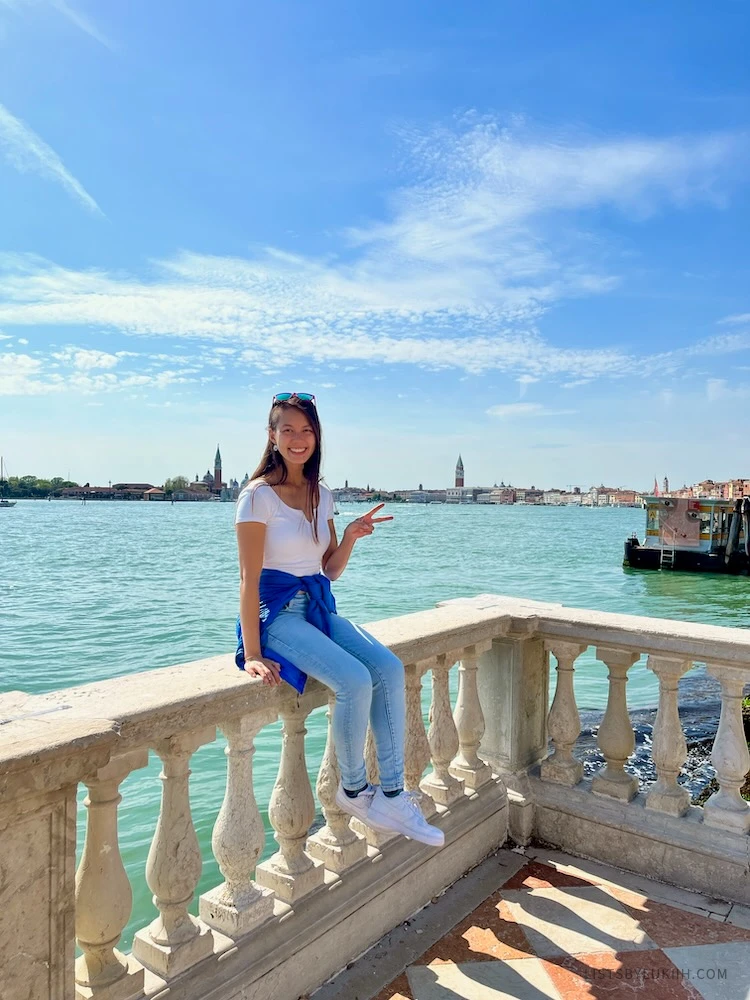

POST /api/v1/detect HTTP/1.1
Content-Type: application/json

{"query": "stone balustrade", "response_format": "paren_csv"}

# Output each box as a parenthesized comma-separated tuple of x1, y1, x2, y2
(1, 594, 749, 1000)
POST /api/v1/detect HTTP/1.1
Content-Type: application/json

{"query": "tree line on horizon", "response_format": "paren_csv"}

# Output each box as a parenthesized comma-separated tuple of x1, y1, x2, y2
(0, 474, 196, 499)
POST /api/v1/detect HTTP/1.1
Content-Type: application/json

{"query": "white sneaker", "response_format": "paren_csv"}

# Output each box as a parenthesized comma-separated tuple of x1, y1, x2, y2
(366, 788, 445, 847)
(334, 781, 377, 824)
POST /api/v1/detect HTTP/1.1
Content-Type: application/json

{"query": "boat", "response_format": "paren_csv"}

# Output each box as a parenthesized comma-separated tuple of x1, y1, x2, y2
(0, 456, 16, 508)
(624, 496, 750, 574)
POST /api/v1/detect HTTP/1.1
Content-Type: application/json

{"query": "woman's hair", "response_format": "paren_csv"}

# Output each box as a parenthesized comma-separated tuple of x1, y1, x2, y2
(250, 396, 323, 540)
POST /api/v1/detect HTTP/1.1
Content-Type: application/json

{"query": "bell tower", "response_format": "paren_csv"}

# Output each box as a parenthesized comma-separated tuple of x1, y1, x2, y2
(214, 445, 222, 492)
(455, 454, 464, 488)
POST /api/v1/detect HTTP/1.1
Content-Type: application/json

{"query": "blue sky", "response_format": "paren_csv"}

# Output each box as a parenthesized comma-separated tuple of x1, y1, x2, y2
(1, 0, 748, 490)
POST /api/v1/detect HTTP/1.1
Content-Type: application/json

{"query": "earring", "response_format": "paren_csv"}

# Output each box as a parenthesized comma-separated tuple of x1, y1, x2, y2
(273, 444, 278, 452)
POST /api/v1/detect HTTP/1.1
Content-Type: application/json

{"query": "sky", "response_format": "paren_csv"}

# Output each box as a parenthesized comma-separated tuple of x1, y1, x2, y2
(1, 1, 749, 491)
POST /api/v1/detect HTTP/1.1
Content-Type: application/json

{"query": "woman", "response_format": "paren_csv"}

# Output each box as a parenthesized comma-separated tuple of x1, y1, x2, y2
(235, 392, 443, 847)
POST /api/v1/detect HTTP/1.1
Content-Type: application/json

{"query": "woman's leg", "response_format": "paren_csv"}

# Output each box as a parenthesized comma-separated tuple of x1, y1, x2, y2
(264, 599, 373, 792)
(327, 615, 406, 794)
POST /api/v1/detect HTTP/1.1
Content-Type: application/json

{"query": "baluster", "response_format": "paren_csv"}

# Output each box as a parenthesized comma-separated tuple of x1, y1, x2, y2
(591, 647, 640, 801)
(645, 655, 691, 816)
(421, 653, 464, 806)
(703, 665, 750, 833)
(450, 643, 493, 790)
(75, 750, 148, 1000)
(132, 727, 215, 978)
(307, 694, 368, 873)
(541, 642, 587, 786)
(199, 714, 275, 937)
(405, 662, 436, 817)
(255, 704, 325, 902)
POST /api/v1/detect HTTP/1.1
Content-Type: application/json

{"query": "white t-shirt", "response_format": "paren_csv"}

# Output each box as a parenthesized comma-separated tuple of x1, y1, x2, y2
(235, 479, 334, 576)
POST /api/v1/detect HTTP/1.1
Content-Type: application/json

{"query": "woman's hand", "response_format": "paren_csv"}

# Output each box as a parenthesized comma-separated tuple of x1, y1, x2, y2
(343, 503, 394, 542)
(243, 656, 282, 686)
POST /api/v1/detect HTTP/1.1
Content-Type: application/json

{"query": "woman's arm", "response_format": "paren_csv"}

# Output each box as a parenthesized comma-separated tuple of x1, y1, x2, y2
(322, 520, 355, 581)
(322, 503, 392, 581)
(236, 521, 281, 685)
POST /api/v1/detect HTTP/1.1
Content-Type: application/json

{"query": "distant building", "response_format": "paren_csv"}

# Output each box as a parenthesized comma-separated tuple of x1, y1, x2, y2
(60, 483, 156, 501)
(515, 488, 543, 504)
(455, 455, 464, 488)
(446, 486, 493, 503)
(214, 446, 222, 492)
(173, 487, 214, 502)
(489, 487, 515, 504)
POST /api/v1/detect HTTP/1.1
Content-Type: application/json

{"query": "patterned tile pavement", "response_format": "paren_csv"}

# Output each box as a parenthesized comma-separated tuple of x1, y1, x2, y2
(370, 853, 750, 1000)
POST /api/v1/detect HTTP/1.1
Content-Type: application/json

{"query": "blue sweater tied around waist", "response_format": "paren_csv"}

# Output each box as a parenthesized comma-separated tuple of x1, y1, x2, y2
(235, 568, 337, 694)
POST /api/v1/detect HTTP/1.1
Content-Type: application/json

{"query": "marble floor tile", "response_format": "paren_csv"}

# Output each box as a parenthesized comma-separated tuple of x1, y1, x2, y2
(503, 885, 656, 958)
(542, 948, 704, 1000)
(408, 958, 563, 999)
(501, 860, 597, 894)
(662, 943, 750, 1000)
(615, 895, 750, 950)
(370, 972, 415, 1000)
(413, 895, 534, 965)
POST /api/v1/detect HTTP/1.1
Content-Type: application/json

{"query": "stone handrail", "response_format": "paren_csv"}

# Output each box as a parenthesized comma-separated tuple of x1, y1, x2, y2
(1, 594, 749, 1000)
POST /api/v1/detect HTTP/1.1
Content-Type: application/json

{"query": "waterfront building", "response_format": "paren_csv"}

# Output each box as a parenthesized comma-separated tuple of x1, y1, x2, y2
(59, 483, 156, 501)
(220, 478, 241, 502)
(489, 487, 515, 504)
(446, 486, 486, 503)
(455, 454, 464, 488)
(515, 487, 544, 504)
(172, 487, 214, 502)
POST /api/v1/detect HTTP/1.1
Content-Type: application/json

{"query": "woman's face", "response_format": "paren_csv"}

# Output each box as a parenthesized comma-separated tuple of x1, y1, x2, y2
(270, 407, 317, 467)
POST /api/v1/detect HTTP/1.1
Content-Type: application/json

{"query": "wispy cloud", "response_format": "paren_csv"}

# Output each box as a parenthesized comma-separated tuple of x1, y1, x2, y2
(0, 0, 112, 48)
(52, 347, 120, 370)
(718, 312, 750, 326)
(0, 345, 217, 396)
(486, 402, 576, 418)
(49, 0, 112, 48)
(517, 375, 539, 398)
(0, 102, 102, 213)
(0, 120, 743, 378)
(705, 377, 750, 403)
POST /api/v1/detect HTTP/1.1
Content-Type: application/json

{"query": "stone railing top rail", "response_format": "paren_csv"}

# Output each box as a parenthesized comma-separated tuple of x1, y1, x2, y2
(0, 601, 512, 763)
(439, 595, 750, 665)
(4, 594, 750, 774)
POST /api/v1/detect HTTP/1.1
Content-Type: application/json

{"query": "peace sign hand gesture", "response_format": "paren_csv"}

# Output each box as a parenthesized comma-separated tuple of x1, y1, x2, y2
(344, 503, 393, 542)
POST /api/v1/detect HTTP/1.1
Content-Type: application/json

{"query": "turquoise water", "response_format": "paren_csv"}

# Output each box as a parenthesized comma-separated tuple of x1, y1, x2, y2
(2, 499, 749, 947)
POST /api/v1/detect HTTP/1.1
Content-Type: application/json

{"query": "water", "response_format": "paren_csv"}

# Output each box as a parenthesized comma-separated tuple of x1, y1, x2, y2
(2, 499, 749, 947)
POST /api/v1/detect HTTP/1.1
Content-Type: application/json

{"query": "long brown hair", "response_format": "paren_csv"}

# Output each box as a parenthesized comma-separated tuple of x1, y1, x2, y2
(250, 396, 323, 540)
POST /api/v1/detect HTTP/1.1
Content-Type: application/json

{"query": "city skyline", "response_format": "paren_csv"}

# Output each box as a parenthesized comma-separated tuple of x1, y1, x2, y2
(1, 3, 748, 487)
(5, 443, 745, 499)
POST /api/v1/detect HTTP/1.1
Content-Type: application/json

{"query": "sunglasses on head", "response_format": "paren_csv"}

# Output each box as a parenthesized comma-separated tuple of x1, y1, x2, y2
(272, 392, 316, 405)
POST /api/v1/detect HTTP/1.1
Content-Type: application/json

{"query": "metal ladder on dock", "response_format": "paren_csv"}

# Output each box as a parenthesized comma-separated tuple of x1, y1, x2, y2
(660, 546, 676, 569)
(660, 524, 677, 570)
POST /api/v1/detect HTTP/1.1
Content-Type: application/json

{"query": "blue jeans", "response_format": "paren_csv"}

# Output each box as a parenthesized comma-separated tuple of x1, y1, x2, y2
(264, 592, 406, 793)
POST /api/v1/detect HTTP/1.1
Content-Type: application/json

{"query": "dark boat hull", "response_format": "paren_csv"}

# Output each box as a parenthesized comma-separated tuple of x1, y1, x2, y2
(623, 538, 748, 574)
